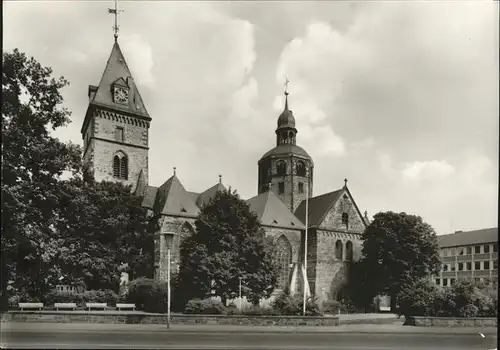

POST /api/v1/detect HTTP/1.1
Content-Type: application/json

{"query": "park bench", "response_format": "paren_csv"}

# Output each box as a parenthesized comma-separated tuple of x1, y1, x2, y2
(54, 302, 77, 311)
(85, 302, 108, 311)
(116, 303, 136, 311)
(18, 302, 44, 311)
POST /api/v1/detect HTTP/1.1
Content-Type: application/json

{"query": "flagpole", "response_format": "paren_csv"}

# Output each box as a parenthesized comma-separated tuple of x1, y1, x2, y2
(303, 166, 309, 316)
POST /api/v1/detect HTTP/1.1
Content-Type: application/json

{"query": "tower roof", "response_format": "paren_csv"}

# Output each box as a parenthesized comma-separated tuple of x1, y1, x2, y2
(260, 144, 311, 160)
(88, 41, 150, 119)
(276, 92, 296, 130)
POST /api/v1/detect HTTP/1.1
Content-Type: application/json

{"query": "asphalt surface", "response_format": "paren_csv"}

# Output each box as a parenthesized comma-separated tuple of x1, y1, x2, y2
(1, 322, 498, 350)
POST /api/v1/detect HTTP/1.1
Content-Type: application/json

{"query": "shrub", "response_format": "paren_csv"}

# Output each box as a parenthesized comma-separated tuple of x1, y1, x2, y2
(272, 292, 322, 316)
(396, 278, 440, 317)
(184, 298, 227, 314)
(241, 305, 280, 316)
(322, 300, 340, 314)
(43, 289, 119, 307)
(126, 278, 167, 313)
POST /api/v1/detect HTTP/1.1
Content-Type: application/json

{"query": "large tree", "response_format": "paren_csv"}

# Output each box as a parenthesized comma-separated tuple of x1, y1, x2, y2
(357, 211, 441, 311)
(178, 189, 278, 306)
(51, 179, 159, 291)
(2, 49, 81, 302)
(1, 50, 158, 305)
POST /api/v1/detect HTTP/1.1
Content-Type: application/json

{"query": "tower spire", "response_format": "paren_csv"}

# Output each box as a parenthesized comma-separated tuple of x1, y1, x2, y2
(108, 0, 124, 42)
(284, 77, 290, 111)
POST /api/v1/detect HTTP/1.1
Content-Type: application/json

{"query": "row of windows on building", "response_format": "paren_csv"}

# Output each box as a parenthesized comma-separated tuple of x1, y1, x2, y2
(435, 277, 497, 287)
(440, 243, 498, 257)
(276, 160, 307, 177)
(441, 260, 498, 272)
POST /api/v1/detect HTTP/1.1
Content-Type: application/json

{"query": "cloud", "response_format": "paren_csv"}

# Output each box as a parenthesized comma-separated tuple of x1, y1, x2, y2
(121, 34, 155, 88)
(402, 160, 455, 181)
(3, 1, 497, 235)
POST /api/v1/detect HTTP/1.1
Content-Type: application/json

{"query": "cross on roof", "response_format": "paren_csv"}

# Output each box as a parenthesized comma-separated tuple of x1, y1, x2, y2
(284, 78, 290, 95)
(344, 178, 348, 187)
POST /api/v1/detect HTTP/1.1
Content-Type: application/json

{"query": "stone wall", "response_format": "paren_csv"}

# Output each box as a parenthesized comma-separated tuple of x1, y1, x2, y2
(89, 108, 149, 191)
(264, 226, 302, 263)
(155, 216, 197, 281)
(307, 229, 363, 305)
(259, 155, 313, 213)
(319, 189, 365, 233)
(406, 316, 498, 327)
(2, 311, 340, 327)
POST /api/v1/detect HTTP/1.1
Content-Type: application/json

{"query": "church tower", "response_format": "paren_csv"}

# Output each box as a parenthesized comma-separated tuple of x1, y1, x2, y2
(258, 90, 314, 212)
(80, 37, 151, 192)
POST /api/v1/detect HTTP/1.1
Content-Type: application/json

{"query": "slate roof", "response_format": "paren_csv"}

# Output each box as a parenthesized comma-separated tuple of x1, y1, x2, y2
(141, 186, 158, 210)
(294, 189, 343, 227)
(196, 182, 226, 208)
(246, 190, 305, 230)
(260, 144, 311, 160)
(437, 228, 498, 248)
(81, 41, 150, 133)
(153, 175, 200, 217)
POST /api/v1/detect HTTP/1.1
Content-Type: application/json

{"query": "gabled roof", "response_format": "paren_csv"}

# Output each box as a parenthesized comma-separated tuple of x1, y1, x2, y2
(294, 189, 343, 227)
(438, 228, 498, 248)
(88, 41, 150, 119)
(196, 182, 226, 208)
(153, 175, 199, 217)
(134, 169, 147, 197)
(141, 186, 158, 209)
(247, 190, 305, 230)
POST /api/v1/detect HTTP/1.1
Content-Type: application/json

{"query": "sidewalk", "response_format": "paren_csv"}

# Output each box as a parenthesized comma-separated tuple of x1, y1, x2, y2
(2, 321, 497, 335)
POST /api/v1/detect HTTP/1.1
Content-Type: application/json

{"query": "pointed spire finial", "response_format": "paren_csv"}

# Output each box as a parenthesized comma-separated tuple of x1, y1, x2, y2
(108, 0, 124, 42)
(344, 178, 348, 187)
(284, 77, 290, 110)
(219, 175, 222, 184)
(173, 167, 176, 176)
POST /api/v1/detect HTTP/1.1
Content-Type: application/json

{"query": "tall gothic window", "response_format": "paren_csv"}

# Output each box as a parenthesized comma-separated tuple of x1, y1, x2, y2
(113, 152, 128, 180)
(335, 240, 343, 261)
(342, 213, 349, 229)
(275, 235, 292, 289)
(277, 161, 286, 176)
(345, 241, 353, 262)
(296, 161, 306, 176)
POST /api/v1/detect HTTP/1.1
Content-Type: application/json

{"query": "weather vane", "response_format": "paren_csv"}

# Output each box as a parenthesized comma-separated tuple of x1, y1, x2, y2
(108, 0, 124, 41)
(284, 77, 290, 95)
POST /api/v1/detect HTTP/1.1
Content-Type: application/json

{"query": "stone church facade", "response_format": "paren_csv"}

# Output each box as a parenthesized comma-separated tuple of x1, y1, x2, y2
(81, 39, 370, 306)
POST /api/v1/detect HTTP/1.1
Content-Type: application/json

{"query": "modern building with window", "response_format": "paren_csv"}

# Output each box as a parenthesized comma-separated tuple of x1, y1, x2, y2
(435, 227, 498, 288)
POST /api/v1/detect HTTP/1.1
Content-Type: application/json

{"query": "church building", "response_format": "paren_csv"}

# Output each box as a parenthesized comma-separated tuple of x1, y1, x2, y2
(81, 37, 370, 305)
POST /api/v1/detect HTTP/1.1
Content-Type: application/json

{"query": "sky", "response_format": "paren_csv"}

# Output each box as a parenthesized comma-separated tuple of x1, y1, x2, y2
(3, 0, 498, 235)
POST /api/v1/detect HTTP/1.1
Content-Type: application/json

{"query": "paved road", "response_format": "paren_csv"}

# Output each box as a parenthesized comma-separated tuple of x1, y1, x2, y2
(1, 323, 497, 350)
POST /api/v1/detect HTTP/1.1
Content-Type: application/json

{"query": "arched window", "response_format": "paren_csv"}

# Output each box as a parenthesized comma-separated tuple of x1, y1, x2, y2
(275, 235, 292, 289)
(342, 213, 349, 229)
(296, 161, 306, 176)
(113, 152, 128, 180)
(346, 241, 353, 262)
(277, 161, 286, 176)
(335, 240, 343, 261)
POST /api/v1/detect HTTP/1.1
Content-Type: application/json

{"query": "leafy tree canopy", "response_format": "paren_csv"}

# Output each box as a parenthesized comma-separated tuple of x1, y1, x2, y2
(178, 189, 278, 305)
(2, 49, 81, 300)
(1, 49, 157, 303)
(356, 211, 441, 309)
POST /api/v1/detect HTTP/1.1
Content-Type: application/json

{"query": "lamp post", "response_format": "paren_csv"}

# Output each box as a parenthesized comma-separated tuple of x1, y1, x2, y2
(164, 232, 176, 329)
(303, 166, 309, 316)
(238, 277, 243, 310)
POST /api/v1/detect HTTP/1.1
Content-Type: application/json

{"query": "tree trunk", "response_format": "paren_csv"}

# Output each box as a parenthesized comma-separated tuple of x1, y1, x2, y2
(390, 295, 397, 313)
(221, 295, 227, 306)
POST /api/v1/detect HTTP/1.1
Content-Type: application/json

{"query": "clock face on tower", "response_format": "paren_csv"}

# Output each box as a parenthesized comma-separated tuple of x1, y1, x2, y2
(114, 87, 129, 104)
